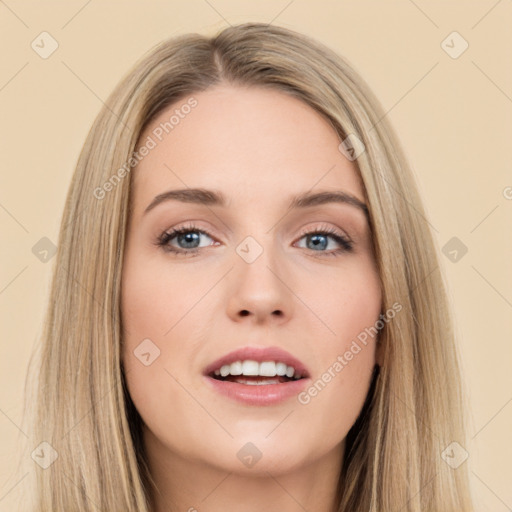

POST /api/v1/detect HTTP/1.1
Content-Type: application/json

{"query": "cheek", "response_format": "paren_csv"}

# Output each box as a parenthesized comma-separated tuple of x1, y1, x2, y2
(299, 350, 376, 446)
(120, 249, 207, 347)
(120, 252, 187, 400)
(120, 254, 206, 449)
(316, 254, 382, 343)
(120, 260, 222, 404)
(299, 257, 381, 434)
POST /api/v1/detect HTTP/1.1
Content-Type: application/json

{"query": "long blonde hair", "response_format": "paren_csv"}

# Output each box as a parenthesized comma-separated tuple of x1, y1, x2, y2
(20, 22, 474, 511)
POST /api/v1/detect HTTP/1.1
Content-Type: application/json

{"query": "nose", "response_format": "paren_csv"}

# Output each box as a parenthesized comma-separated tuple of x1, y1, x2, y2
(225, 247, 295, 325)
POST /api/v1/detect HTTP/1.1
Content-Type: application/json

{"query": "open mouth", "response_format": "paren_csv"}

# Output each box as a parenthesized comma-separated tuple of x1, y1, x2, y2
(209, 373, 303, 385)
(207, 360, 308, 386)
(203, 352, 309, 405)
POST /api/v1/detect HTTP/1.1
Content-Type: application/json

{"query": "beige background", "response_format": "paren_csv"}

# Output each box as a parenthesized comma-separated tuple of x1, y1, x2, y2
(1, 1, 511, 510)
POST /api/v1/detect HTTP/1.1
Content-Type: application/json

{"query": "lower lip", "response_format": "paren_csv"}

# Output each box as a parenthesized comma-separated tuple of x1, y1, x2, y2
(204, 375, 310, 406)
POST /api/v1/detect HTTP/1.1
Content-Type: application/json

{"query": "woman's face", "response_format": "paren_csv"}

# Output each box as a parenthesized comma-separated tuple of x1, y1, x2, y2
(121, 84, 382, 477)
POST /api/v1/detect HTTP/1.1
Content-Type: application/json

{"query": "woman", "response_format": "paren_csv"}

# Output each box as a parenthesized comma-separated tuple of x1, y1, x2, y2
(22, 22, 474, 511)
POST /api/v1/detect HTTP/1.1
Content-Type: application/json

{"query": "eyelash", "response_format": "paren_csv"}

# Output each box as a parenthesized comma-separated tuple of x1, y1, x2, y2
(154, 222, 354, 258)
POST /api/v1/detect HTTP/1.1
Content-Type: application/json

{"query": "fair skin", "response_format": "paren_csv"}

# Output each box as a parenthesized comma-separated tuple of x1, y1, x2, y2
(121, 84, 382, 512)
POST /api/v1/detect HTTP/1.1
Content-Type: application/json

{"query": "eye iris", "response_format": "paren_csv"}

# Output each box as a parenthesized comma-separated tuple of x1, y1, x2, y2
(177, 231, 200, 249)
(308, 234, 328, 251)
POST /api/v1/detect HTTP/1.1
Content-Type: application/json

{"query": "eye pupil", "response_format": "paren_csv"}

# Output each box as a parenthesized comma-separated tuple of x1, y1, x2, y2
(178, 232, 200, 249)
(308, 234, 328, 251)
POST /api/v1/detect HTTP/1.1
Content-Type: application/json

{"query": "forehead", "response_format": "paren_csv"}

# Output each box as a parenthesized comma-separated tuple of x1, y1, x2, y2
(131, 84, 365, 215)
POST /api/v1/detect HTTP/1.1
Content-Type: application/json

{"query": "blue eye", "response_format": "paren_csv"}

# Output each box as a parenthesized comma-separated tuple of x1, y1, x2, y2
(156, 223, 353, 257)
(156, 224, 215, 255)
(295, 228, 353, 256)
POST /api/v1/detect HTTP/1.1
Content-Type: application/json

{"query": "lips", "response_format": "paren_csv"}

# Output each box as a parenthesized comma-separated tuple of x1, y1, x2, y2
(203, 346, 310, 378)
(202, 346, 310, 406)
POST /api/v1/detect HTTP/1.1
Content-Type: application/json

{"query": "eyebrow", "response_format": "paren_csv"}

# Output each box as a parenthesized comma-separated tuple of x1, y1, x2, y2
(143, 188, 369, 216)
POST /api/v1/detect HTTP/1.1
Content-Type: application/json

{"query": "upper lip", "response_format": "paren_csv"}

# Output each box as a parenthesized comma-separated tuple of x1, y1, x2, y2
(203, 346, 310, 378)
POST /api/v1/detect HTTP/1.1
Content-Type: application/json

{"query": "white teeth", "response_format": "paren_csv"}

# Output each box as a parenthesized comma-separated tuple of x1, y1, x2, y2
(229, 361, 243, 375)
(275, 362, 287, 376)
(259, 361, 276, 377)
(242, 360, 260, 375)
(212, 359, 301, 379)
(220, 364, 231, 377)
